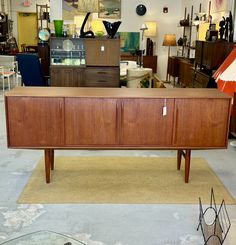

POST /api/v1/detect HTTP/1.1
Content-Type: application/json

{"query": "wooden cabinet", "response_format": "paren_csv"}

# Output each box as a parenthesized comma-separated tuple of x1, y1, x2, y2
(192, 41, 233, 88)
(121, 99, 174, 145)
(195, 41, 233, 70)
(5, 87, 230, 149)
(230, 93, 236, 137)
(50, 37, 120, 87)
(167, 57, 193, 87)
(178, 59, 193, 87)
(201, 41, 233, 70)
(174, 98, 230, 147)
(65, 98, 118, 145)
(167, 56, 179, 78)
(85, 38, 120, 66)
(50, 66, 85, 87)
(83, 67, 119, 87)
(143, 55, 157, 73)
(194, 40, 203, 66)
(6, 96, 64, 147)
(192, 69, 211, 88)
(38, 43, 50, 76)
(5, 87, 231, 183)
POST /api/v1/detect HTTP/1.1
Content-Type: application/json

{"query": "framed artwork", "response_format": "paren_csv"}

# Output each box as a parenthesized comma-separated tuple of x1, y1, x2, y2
(63, 0, 98, 20)
(211, 0, 230, 13)
(118, 32, 140, 54)
(98, 0, 121, 19)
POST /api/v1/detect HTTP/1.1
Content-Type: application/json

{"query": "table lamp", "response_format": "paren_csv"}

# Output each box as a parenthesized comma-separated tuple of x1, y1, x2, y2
(162, 34, 177, 81)
(144, 21, 157, 55)
(90, 19, 105, 36)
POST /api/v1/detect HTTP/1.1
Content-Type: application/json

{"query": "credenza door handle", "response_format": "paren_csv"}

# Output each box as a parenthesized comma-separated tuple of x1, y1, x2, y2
(59, 99, 63, 116)
(116, 102, 119, 143)
(173, 106, 178, 145)
(120, 100, 124, 144)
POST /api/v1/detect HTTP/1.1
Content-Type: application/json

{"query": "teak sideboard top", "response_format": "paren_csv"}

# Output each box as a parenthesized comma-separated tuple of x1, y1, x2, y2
(4, 87, 231, 183)
(5, 86, 231, 99)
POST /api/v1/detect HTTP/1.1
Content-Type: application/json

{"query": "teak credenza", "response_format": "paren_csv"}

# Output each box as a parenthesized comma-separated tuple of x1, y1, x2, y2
(5, 87, 231, 183)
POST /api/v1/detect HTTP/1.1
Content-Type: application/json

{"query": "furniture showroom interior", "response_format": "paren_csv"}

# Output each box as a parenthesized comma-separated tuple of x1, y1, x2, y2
(1, 0, 236, 244)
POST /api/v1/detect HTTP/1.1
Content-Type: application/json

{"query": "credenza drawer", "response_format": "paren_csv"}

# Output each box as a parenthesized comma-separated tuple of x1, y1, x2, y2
(193, 71, 210, 87)
(84, 67, 120, 87)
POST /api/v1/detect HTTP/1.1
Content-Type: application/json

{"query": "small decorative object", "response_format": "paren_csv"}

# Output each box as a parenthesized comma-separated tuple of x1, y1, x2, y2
(54, 20, 64, 37)
(79, 12, 94, 38)
(179, 14, 189, 26)
(38, 28, 50, 42)
(177, 37, 183, 46)
(103, 20, 121, 38)
(0, 13, 7, 22)
(62, 40, 73, 51)
(219, 17, 226, 40)
(136, 4, 147, 16)
(183, 35, 187, 45)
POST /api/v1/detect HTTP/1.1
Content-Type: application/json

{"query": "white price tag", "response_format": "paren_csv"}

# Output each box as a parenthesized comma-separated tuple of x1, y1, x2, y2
(163, 106, 167, 116)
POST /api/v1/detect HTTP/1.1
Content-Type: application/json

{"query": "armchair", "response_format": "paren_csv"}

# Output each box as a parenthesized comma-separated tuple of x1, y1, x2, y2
(16, 53, 49, 86)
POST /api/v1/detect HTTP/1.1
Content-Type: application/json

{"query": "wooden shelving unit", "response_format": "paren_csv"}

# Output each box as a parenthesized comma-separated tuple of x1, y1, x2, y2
(36, 4, 50, 30)
(179, 5, 194, 58)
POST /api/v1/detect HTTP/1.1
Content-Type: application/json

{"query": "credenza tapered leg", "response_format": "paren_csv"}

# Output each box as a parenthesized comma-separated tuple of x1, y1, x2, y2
(185, 149, 191, 183)
(49, 149, 54, 170)
(177, 150, 182, 170)
(44, 149, 53, 183)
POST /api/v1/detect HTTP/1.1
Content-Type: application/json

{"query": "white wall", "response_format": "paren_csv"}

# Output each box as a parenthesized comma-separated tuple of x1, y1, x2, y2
(50, 0, 182, 80)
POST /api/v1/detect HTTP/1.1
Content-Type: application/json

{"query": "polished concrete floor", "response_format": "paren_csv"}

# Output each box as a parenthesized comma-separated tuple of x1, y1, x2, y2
(0, 90, 236, 245)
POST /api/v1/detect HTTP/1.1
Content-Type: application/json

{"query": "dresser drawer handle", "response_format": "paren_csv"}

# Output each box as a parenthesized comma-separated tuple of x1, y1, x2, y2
(98, 80, 108, 83)
(97, 71, 108, 74)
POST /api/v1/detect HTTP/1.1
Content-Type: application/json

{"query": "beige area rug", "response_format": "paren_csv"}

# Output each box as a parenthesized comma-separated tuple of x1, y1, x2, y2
(18, 156, 236, 204)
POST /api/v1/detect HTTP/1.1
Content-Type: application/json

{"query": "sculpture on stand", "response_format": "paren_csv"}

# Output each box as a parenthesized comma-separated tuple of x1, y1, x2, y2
(228, 11, 233, 42)
(219, 12, 234, 42)
(219, 17, 225, 40)
(79, 12, 94, 38)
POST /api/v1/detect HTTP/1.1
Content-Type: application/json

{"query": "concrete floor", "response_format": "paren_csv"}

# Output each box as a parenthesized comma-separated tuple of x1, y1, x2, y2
(0, 90, 236, 245)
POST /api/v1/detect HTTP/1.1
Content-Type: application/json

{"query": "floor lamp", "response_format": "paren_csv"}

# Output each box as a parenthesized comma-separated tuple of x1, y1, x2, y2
(140, 23, 148, 68)
(162, 34, 177, 82)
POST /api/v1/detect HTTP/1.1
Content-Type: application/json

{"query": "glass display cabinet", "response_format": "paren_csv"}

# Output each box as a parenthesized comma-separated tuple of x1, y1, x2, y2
(50, 37, 86, 66)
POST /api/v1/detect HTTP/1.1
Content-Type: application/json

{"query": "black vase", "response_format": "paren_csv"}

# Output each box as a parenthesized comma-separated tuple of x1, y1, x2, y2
(103, 20, 122, 38)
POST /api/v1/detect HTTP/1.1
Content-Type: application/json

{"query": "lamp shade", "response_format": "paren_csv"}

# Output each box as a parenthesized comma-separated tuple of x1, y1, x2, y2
(162, 34, 177, 46)
(90, 19, 105, 33)
(140, 23, 148, 31)
(213, 45, 236, 97)
(144, 21, 157, 37)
